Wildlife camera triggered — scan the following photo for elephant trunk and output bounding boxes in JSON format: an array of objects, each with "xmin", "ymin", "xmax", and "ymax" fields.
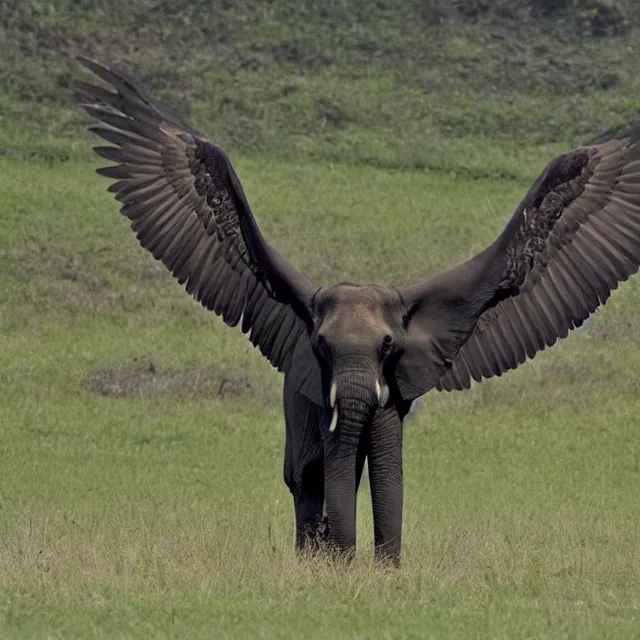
[{"xmin": 324, "ymin": 356, "xmax": 377, "ymax": 557}]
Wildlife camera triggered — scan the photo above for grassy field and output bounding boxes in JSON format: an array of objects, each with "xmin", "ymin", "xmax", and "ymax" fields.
[
  {"xmin": 2, "ymin": 144, "xmax": 640, "ymax": 637},
  {"xmin": 2, "ymin": 1, "xmax": 640, "ymax": 637}
]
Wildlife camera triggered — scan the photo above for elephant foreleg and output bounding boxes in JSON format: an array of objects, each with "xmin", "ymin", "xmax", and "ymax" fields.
[
  {"xmin": 293, "ymin": 459, "xmax": 327, "ymax": 550},
  {"xmin": 368, "ymin": 406, "xmax": 404, "ymax": 566},
  {"xmin": 283, "ymin": 381, "xmax": 327, "ymax": 552}
]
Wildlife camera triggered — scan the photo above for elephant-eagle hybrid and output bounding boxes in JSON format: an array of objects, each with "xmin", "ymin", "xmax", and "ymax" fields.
[{"xmin": 76, "ymin": 58, "xmax": 640, "ymax": 565}]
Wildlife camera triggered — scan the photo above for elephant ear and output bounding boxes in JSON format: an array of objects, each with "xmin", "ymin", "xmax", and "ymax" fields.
[
  {"xmin": 76, "ymin": 57, "xmax": 324, "ymax": 400},
  {"xmin": 288, "ymin": 335, "xmax": 325, "ymax": 406},
  {"xmin": 396, "ymin": 123, "xmax": 640, "ymax": 401}
]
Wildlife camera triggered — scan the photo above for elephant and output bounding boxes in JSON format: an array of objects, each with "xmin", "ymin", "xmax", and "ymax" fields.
[{"xmin": 76, "ymin": 58, "xmax": 640, "ymax": 565}]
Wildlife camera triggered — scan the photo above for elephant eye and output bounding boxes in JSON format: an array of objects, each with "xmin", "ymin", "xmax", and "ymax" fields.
[{"xmin": 380, "ymin": 334, "xmax": 394, "ymax": 355}]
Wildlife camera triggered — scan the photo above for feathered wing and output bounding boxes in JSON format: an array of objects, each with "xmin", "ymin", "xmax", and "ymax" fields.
[
  {"xmin": 396, "ymin": 124, "xmax": 640, "ymax": 400},
  {"xmin": 76, "ymin": 58, "xmax": 323, "ymax": 401}
]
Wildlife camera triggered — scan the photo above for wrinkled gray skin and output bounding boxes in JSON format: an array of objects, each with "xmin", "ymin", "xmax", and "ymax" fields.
[
  {"xmin": 283, "ymin": 284, "xmax": 411, "ymax": 563},
  {"xmin": 77, "ymin": 58, "xmax": 640, "ymax": 568}
]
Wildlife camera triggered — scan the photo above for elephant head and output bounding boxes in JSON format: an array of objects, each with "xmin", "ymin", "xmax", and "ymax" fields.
[{"xmin": 77, "ymin": 57, "xmax": 640, "ymax": 564}]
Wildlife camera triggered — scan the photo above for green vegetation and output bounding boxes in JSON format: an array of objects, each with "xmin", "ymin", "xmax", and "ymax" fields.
[
  {"xmin": 2, "ymin": 1, "xmax": 640, "ymax": 637},
  {"xmin": 2, "ymin": 0, "xmax": 640, "ymax": 170}
]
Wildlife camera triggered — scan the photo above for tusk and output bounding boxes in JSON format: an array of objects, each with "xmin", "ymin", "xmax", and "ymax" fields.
[
  {"xmin": 380, "ymin": 384, "xmax": 389, "ymax": 406},
  {"xmin": 329, "ymin": 406, "xmax": 338, "ymax": 432},
  {"xmin": 330, "ymin": 382, "xmax": 337, "ymax": 408},
  {"xmin": 375, "ymin": 379, "xmax": 382, "ymax": 402}
]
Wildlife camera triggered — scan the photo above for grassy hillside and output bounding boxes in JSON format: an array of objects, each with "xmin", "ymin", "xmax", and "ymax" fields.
[
  {"xmin": 2, "ymin": 0, "xmax": 640, "ymax": 170},
  {"xmin": 2, "ymin": 1, "xmax": 640, "ymax": 637}
]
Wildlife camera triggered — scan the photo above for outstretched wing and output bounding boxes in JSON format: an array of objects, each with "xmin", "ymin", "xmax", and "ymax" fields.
[
  {"xmin": 76, "ymin": 58, "xmax": 318, "ymax": 382},
  {"xmin": 396, "ymin": 124, "xmax": 640, "ymax": 399}
]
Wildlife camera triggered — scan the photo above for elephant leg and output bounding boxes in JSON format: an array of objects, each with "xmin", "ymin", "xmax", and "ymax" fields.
[
  {"xmin": 368, "ymin": 406, "xmax": 404, "ymax": 566},
  {"xmin": 283, "ymin": 378, "xmax": 327, "ymax": 552},
  {"xmin": 293, "ymin": 459, "xmax": 326, "ymax": 549}
]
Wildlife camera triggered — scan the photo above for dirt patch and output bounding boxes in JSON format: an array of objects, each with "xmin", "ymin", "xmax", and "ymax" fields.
[{"xmin": 84, "ymin": 357, "xmax": 259, "ymax": 401}]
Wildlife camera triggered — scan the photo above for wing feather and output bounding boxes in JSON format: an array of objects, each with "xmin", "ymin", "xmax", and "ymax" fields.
[
  {"xmin": 76, "ymin": 58, "xmax": 318, "ymax": 381},
  {"xmin": 435, "ymin": 128, "xmax": 640, "ymax": 392},
  {"xmin": 396, "ymin": 124, "xmax": 640, "ymax": 399}
]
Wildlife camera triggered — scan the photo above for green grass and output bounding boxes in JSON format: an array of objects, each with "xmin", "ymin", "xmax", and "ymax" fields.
[
  {"xmin": 3, "ymin": 0, "xmax": 640, "ymax": 635},
  {"xmin": 2, "ymin": 135, "xmax": 640, "ymax": 637}
]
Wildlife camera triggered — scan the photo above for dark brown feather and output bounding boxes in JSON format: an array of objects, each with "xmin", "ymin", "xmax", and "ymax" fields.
[
  {"xmin": 399, "ymin": 122, "xmax": 640, "ymax": 399},
  {"xmin": 436, "ymin": 131, "xmax": 640, "ymax": 392},
  {"xmin": 76, "ymin": 57, "xmax": 318, "ymax": 387}
]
